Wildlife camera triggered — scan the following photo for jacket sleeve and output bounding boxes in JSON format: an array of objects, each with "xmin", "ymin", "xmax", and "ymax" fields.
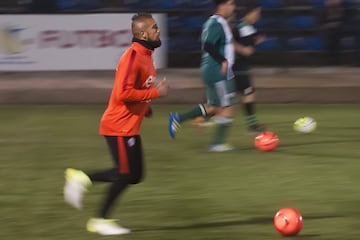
[
  {"xmin": 203, "ymin": 42, "xmax": 226, "ymax": 63},
  {"xmin": 114, "ymin": 50, "xmax": 160, "ymax": 102},
  {"xmin": 202, "ymin": 22, "xmax": 226, "ymax": 63}
]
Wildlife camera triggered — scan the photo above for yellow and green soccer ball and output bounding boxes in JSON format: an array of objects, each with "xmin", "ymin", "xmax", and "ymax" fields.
[{"xmin": 293, "ymin": 117, "xmax": 317, "ymax": 133}]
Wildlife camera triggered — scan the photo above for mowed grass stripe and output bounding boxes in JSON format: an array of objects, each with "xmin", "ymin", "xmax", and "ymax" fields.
[{"xmin": 0, "ymin": 104, "xmax": 359, "ymax": 240}]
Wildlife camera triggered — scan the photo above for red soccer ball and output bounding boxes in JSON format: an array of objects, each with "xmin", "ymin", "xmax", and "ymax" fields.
[
  {"xmin": 274, "ymin": 208, "xmax": 304, "ymax": 236},
  {"xmin": 254, "ymin": 131, "xmax": 279, "ymax": 151}
]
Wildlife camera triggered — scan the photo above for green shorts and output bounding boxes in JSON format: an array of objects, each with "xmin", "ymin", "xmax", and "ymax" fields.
[
  {"xmin": 204, "ymin": 78, "xmax": 236, "ymax": 107},
  {"xmin": 201, "ymin": 64, "xmax": 236, "ymax": 107}
]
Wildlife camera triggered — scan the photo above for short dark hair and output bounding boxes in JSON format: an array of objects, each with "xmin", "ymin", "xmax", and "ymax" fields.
[
  {"xmin": 131, "ymin": 12, "xmax": 153, "ymax": 22},
  {"xmin": 213, "ymin": 0, "xmax": 230, "ymax": 7}
]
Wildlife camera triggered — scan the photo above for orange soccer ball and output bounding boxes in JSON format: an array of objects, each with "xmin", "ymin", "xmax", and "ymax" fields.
[
  {"xmin": 274, "ymin": 208, "xmax": 304, "ymax": 236},
  {"xmin": 254, "ymin": 131, "xmax": 279, "ymax": 151}
]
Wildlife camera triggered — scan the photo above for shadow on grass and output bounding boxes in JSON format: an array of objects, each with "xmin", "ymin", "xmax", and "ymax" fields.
[
  {"xmin": 268, "ymin": 137, "xmax": 359, "ymax": 160},
  {"xmin": 279, "ymin": 139, "xmax": 358, "ymax": 148},
  {"xmin": 229, "ymin": 138, "xmax": 358, "ymax": 152},
  {"xmin": 135, "ymin": 214, "xmax": 340, "ymax": 235}
]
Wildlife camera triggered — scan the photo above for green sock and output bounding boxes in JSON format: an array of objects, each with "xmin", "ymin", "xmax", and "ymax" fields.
[
  {"xmin": 179, "ymin": 104, "xmax": 206, "ymax": 123},
  {"xmin": 243, "ymin": 102, "xmax": 257, "ymax": 127},
  {"xmin": 245, "ymin": 114, "xmax": 257, "ymax": 127},
  {"xmin": 212, "ymin": 122, "xmax": 231, "ymax": 145}
]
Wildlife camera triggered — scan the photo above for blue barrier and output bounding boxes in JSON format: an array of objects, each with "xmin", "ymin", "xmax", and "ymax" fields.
[
  {"xmin": 56, "ymin": 0, "xmax": 100, "ymax": 10},
  {"xmin": 184, "ymin": 16, "xmax": 207, "ymax": 30},
  {"xmin": 288, "ymin": 15, "xmax": 317, "ymax": 29},
  {"xmin": 255, "ymin": 16, "xmax": 287, "ymax": 29},
  {"xmin": 256, "ymin": 36, "xmax": 281, "ymax": 50},
  {"xmin": 340, "ymin": 36, "xmax": 356, "ymax": 50},
  {"xmin": 168, "ymin": 36, "xmax": 201, "ymax": 51},
  {"xmin": 147, "ymin": 0, "xmax": 187, "ymax": 9},
  {"xmin": 287, "ymin": 36, "xmax": 325, "ymax": 50},
  {"xmin": 186, "ymin": 0, "xmax": 213, "ymax": 8},
  {"xmin": 258, "ymin": 0, "xmax": 284, "ymax": 9},
  {"xmin": 310, "ymin": 0, "xmax": 324, "ymax": 8}
]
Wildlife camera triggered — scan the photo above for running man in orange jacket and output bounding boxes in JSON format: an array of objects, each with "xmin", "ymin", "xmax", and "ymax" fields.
[{"xmin": 63, "ymin": 13, "xmax": 168, "ymax": 236}]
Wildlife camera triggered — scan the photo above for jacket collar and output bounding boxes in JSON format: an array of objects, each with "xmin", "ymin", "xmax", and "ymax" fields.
[{"xmin": 132, "ymin": 38, "xmax": 155, "ymax": 55}]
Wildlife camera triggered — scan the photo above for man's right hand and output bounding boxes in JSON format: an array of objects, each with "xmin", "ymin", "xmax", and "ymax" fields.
[
  {"xmin": 234, "ymin": 42, "xmax": 255, "ymax": 56},
  {"xmin": 221, "ymin": 60, "xmax": 228, "ymax": 75},
  {"xmin": 156, "ymin": 77, "xmax": 169, "ymax": 96}
]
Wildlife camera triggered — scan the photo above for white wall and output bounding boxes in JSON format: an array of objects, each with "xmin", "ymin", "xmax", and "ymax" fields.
[{"xmin": 0, "ymin": 13, "xmax": 167, "ymax": 71}]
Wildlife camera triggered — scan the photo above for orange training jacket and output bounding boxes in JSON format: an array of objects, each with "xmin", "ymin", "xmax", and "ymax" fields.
[{"xmin": 99, "ymin": 42, "xmax": 160, "ymax": 136}]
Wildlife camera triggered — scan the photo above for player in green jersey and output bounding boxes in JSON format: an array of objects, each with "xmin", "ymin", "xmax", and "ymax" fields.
[
  {"xmin": 232, "ymin": 4, "xmax": 266, "ymax": 134},
  {"xmin": 168, "ymin": 0, "xmax": 237, "ymax": 152}
]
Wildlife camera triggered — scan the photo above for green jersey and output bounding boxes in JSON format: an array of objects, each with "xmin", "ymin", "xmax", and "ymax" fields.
[{"xmin": 201, "ymin": 15, "xmax": 234, "ymax": 83}]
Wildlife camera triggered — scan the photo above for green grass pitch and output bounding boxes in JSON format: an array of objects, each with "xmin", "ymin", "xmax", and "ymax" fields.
[{"xmin": 0, "ymin": 104, "xmax": 359, "ymax": 240}]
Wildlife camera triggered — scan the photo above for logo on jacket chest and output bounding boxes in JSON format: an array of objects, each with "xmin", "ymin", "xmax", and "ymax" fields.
[{"xmin": 145, "ymin": 75, "xmax": 155, "ymax": 88}]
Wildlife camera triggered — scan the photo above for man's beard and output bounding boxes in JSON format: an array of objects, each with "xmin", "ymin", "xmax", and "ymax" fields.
[{"xmin": 148, "ymin": 39, "xmax": 161, "ymax": 49}]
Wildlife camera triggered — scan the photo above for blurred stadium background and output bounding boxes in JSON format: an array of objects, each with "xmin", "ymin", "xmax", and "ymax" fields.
[
  {"xmin": 2, "ymin": 0, "xmax": 359, "ymax": 66},
  {"xmin": 1, "ymin": 2, "xmax": 360, "ymax": 240},
  {"xmin": 0, "ymin": 0, "xmax": 359, "ymax": 103}
]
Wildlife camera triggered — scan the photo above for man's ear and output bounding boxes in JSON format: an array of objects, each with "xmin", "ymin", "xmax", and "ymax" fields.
[{"xmin": 141, "ymin": 31, "xmax": 147, "ymax": 40}]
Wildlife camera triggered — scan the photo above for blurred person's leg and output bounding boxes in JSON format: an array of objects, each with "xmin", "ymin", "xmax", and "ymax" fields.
[
  {"xmin": 169, "ymin": 79, "xmax": 236, "ymax": 152},
  {"xmin": 168, "ymin": 103, "xmax": 216, "ymax": 138},
  {"xmin": 88, "ymin": 136, "xmax": 143, "ymax": 218},
  {"xmin": 86, "ymin": 135, "xmax": 143, "ymax": 235},
  {"xmin": 234, "ymin": 73, "xmax": 265, "ymax": 134},
  {"xmin": 207, "ymin": 79, "xmax": 236, "ymax": 152}
]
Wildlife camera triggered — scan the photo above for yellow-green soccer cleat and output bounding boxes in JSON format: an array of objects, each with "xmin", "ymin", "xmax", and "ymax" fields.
[
  {"xmin": 86, "ymin": 218, "xmax": 130, "ymax": 235},
  {"xmin": 63, "ymin": 168, "xmax": 92, "ymax": 209}
]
